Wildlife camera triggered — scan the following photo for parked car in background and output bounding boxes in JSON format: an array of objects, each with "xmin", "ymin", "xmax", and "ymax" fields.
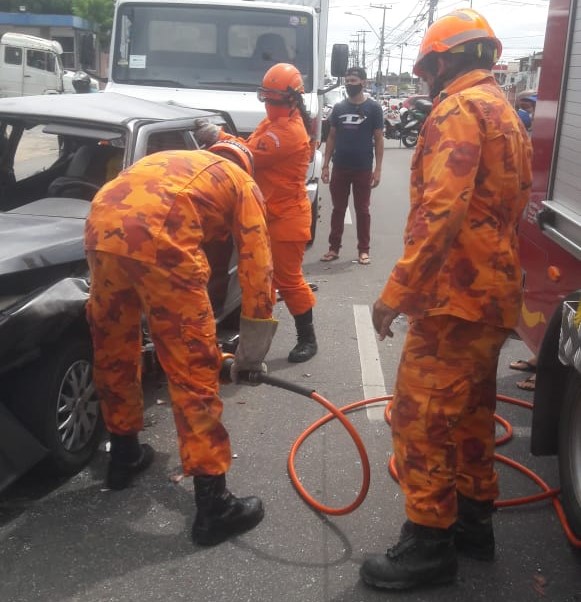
[
  {"xmin": 321, "ymin": 85, "xmax": 346, "ymax": 142},
  {"xmin": 0, "ymin": 92, "xmax": 240, "ymax": 491}
]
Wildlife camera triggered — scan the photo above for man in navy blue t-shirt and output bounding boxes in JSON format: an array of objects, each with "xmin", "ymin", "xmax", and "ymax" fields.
[{"xmin": 320, "ymin": 67, "xmax": 384, "ymax": 265}]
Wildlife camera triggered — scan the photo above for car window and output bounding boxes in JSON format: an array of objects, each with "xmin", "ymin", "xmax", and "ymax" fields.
[
  {"xmin": 14, "ymin": 126, "xmax": 60, "ymax": 181},
  {"xmin": 5, "ymin": 46, "xmax": 22, "ymax": 65},
  {"xmin": 145, "ymin": 129, "xmax": 190, "ymax": 155},
  {"xmin": 26, "ymin": 49, "xmax": 54, "ymax": 72}
]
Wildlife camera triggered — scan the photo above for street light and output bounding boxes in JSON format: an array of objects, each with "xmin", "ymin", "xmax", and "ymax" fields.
[{"xmin": 344, "ymin": 12, "xmax": 380, "ymax": 41}]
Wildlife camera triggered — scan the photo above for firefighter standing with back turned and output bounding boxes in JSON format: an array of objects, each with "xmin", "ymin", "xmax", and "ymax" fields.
[
  {"xmin": 195, "ymin": 63, "xmax": 318, "ymax": 363},
  {"xmin": 84, "ymin": 141, "xmax": 277, "ymax": 547},
  {"xmin": 362, "ymin": 9, "xmax": 533, "ymax": 590}
]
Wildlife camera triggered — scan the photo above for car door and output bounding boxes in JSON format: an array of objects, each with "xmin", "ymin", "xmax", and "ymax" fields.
[
  {"xmin": 131, "ymin": 118, "xmax": 241, "ymax": 324},
  {"xmin": 23, "ymin": 49, "xmax": 59, "ymax": 96}
]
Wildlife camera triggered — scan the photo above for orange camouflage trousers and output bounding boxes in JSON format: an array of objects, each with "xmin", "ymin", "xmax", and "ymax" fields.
[
  {"xmin": 391, "ymin": 315, "xmax": 510, "ymax": 529},
  {"xmin": 270, "ymin": 239, "xmax": 315, "ymax": 316},
  {"xmin": 86, "ymin": 251, "xmax": 231, "ymax": 476}
]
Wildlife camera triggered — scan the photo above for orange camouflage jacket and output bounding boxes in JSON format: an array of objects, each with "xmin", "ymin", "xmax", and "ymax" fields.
[
  {"xmin": 85, "ymin": 150, "xmax": 274, "ymax": 320},
  {"xmin": 381, "ymin": 70, "xmax": 533, "ymax": 328},
  {"xmin": 222, "ymin": 110, "xmax": 312, "ymax": 241}
]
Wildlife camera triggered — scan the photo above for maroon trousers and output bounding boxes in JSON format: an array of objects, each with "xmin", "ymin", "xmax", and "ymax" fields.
[{"xmin": 328, "ymin": 167, "xmax": 372, "ymax": 254}]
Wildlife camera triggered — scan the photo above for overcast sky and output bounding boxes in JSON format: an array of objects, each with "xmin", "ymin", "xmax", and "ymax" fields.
[{"xmin": 325, "ymin": 0, "xmax": 550, "ymax": 75}]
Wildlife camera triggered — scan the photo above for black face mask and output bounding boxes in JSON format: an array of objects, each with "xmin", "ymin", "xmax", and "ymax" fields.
[{"xmin": 345, "ymin": 83, "xmax": 363, "ymax": 98}]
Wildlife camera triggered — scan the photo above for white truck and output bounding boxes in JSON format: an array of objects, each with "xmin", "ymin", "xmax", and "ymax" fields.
[
  {"xmin": 106, "ymin": 0, "xmax": 348, "ymax": 237},
  {"xmin": 0, "ymin": 32, "xmax": 64, "ymax": 97}
]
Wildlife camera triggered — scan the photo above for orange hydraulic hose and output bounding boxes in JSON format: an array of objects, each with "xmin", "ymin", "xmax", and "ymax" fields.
[
  {"xmin": 287, "ymin": 392, "xmax": 372, "ymax": 515},
  {"xmin": 287, "ymin": 390, "xmax": 581, "ymax": 549}
]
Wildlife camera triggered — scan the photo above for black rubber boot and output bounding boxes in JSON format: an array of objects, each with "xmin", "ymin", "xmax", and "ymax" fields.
[
  {"xmin": 288, "ymin": 310, "xmax": 318, "ymax": 363},
  {"xmin": 192, "ymin": 474, "xmax": 264, "ymax": 546},
  {"xmin": 455, "ymin": 493, "xmax": 496, "ymax": 561},
  {"xmin": 106, "ymin": 433, "xmax": 155, "ymax": 490},
  {"xmin": 360, "ymin": 521, "xmax": 457, "ymax": 590}
]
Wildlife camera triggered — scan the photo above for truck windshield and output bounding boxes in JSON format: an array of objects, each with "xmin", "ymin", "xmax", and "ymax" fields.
[{"xmin": 112, "ymin": 4, "xmax": 314, "ymax": 92}]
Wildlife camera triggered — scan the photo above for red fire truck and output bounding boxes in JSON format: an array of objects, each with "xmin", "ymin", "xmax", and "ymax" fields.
[{"xmin": 518, "ymin": 0, "xmax": 581, "ymax": 538}]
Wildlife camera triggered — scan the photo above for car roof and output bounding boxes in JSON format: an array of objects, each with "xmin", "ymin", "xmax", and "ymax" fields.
[{"xmin": 0, "ymin": 92, "xmax": 212, "ymax": 126}]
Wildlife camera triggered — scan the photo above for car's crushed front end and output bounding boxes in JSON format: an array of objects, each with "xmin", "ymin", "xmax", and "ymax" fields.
[{"xmin": 0, "ymin": 199, "xmax": 90, "ymax": 375}]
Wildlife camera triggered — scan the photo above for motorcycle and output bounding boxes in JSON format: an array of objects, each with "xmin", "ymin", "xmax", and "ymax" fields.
[
  {"xmin": 384, "ymin": 116, "xmax": 418, "ymax": 148},
  {"xmin": 384, "ymin": 98, "xmax": 433, "ymax": 148}
]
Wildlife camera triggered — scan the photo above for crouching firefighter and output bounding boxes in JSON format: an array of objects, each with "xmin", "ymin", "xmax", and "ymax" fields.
[
  {"xmin": 362, "ymin": 9, "xmax": 532, "ymax": 590},
  {"xmin": 84, "ymin": 140, "xmax": 278, "ymax": 546},
  {"xmin": 193, "ymin": 63, "xmax": 318, "ymax": 363}
]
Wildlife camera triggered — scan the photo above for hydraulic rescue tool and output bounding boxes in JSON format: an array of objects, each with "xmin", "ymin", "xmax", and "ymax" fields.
[{"xmin": 219, "ymin": 354, "xmax": 581, "ymax": 547}]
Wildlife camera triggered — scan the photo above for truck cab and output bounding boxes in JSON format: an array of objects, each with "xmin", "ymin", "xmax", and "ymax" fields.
[
  {"xmin": 0, "ymin": 32, "xmax": 64, "ymax": 98},
  {"xmin": 105, "ymin": 0, "xmax": 348, "ymax": 239}
]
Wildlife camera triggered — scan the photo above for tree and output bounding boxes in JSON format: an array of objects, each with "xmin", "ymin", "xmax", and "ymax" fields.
[{"xmin": 72, "ymin": 0, "xmax": 115, "ymax": 47}]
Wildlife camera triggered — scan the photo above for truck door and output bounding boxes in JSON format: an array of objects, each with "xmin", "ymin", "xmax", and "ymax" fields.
[
  {"xmin": 23, "ymin": 48, "xmax": 59, "ymax": 96},
  {"xmin": 0, "ymin": 44, "xmax": 24, "ymax": 97}
]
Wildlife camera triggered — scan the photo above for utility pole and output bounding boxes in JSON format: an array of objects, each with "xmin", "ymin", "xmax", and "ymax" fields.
[
  {"xmin": 398, "ymin": 42, "xmax": 407, "ymax": 95},
  {"xmin": 370, "ymin": 4, "xmax": 391, "ymax": 100},
  {"xmin": 358, "ymin": 30, "xmax": 371, "ymax": 70},
  {"xmin": 428, "ymin": 0, "xmax": 438, "ymax": 27},
  {"xmin": 350, "ymin": 33, "xmax": 361, "ymax": 66}
]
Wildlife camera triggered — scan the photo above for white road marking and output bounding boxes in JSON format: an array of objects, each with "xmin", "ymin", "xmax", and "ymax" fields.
[
  {"xmin": 508, "ymin": 426, "xmax": 532, "ymax": 438},
  {"xmin": 344, "ymin": 206, "xmax": 352, "ymax": 225},
  {"xmin": 353, "ymin": 304, "xmax": 388, "ymax": 421}
]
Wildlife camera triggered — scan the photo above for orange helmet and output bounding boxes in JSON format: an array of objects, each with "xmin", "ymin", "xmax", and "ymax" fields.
[
  {"xmin": 414, "ymin": 8, "xmax": 502, "ymax": 77},
  {"xmin": 257, "ymin": 63, "xmax": 304, "ymax": 104},
  {"xmin": 208, "ymin": 139, "xmax": 254, "ymax": 176}
]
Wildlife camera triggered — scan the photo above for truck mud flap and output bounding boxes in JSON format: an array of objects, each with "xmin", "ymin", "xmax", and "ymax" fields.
[{"xmin": 532, "ymin": 297, "xmax": 580, "ymax": 455}]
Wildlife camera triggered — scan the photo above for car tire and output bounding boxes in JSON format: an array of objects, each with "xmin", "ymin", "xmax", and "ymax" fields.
[
  {"xmin": 7, "ymin": 337, "xmax": 103, "ymax": 476},
  {"xmin": 558, "ymin": 370, "xmax": 581, "ymax": 537},
  {"xmin": 308, "ymin": 192, "xmax": 319, "ymax": 247}
]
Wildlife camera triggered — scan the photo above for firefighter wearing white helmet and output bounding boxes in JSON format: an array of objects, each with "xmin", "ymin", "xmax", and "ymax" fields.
[{"xmin": 362, "ymin": 9, "xmax": 533, "ymax": 590}]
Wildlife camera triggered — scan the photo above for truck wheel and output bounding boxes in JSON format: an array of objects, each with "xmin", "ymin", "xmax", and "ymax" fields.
[
  {"xmin": 8, "ymin": 337, "xmax": 103, "ymax": 476},
  {"xmin": 558, "ymin": 370, "xmax": 581, "ymax": 537},
  {"xmin": 308, "ymin": 194, "xmax": 319, "ymax": 247}
]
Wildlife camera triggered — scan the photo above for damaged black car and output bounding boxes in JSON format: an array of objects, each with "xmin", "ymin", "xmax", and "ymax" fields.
[{"xmin": 0, "ymin": 93, "xmax": 241, "ymax": 490}]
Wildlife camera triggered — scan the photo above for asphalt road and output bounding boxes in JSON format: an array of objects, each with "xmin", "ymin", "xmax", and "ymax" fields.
[{"xmin": 1, "ymin": 140, "xmax": 580, "ymax": 602}]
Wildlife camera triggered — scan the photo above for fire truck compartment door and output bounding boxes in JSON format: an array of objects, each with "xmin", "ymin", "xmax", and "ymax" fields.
[{"xmin": 538, "ymin": 200, "xmax": 581, "ymax": 261}]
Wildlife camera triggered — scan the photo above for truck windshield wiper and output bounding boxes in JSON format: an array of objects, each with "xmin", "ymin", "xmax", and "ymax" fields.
[{"xmin": 124, "ymin": 79, "xmax": 186, "ymax": 88}]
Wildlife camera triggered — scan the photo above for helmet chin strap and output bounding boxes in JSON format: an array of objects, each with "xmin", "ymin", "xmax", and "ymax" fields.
[
  {"xmin": 266, "ymin": 103, "xmax": 292, "ymax": 120},
  {"xmin": 428, "ymin": 77, "xmax": 445, "ymax": 100},
  {"xmin": 427, "ymin": 61, "xmax": 474, "ymax": 100}
]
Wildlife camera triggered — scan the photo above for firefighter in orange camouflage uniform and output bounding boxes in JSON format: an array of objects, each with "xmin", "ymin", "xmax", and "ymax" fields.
[
  {"xmin": 85, "ymin": 140, "xmax": 278, "ymax": 547},
  {"xmin": 195, "ymin": 63, "xmax": 318, "ymax": 364},
  {"xmin": 360, "ymin": 9, "xmax": 533, "ymax": 590}
]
